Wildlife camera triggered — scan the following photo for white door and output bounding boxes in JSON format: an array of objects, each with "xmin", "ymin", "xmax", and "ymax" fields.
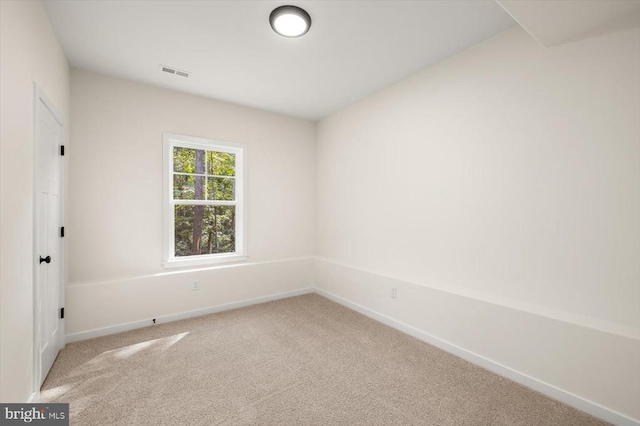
[{"xmin": 35, "ymin": 89, "xmax": 64, "ymax": 387}]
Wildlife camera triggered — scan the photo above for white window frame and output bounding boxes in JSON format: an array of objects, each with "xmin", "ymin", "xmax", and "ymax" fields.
[{"xmin": 163, "ymin": 132, "xmax": 247, "ymax": 268}]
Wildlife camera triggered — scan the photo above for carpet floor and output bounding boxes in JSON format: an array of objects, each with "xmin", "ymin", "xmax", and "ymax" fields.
[{"xmin": 41, "ymin": 294, "xmax": 606, "ymax": 425}]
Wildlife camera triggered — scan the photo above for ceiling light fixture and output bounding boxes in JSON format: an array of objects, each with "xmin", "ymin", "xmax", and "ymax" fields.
[{"xmin": 269, "ymin": 5, "xmax": 311, "ymax": 38}]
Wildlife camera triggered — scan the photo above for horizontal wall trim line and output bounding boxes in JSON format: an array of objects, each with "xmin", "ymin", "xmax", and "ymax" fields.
[
  {"xmin": 65, "ymin": 287, "xmax": 314, "ymax": 343},
  {"xmin": 315, "ymin": 257, "xmax": 640, "ymax": 341},
  {"xmin": 67, "ymin": 256, "xmax": 313, "ymax": 288},
  {"xmin": 315, "ymin": 288, "xmax": 640, "ymax": 426}
]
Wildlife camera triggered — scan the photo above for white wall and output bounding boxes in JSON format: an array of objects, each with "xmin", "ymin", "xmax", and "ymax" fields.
[
  {"xmin": 67, "ymin": 70, "xmax": 316, "ymax": 337},
  {"xmin": 0, "ymin": 0, "xmax": 70, "ymax": 402},
  {"xmin": 316, "ymin": 25, "xmax": 640, "ymax": 422}
]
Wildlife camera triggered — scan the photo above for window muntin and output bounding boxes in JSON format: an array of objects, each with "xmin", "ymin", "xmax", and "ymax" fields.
[{"xmin": 163, "ymin": 133, "xmax": 246, "ymax": 267}]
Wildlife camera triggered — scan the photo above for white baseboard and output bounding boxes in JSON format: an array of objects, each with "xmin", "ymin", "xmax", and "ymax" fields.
[
  {"xmin": 27, "ymin": 391, "xmax": 38, "ymax": 403},
  {"xmin": 315, "ymin": 288, "xmax": 639, "ymax": 426},
  {"xmin": 65, "ymin": 287, "xmax": 314, "ymax": 343}
]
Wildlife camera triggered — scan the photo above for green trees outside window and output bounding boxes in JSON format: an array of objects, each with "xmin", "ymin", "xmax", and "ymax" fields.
[{"xmin": 172, "ymin": 147, "xmax": 236, "ymax": 257}]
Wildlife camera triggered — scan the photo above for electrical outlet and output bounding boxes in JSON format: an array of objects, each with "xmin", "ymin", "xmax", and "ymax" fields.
[
  {"xmin": 192, "ymin": 281, "xmax": 200, "ymax": 291},
  {"xmin": 391, "ymin": 287, "xmax": 397, "ymax": 298}
]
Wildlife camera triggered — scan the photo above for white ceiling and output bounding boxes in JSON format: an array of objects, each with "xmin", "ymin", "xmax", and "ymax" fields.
[
  {"xmin": 497, "ymin": 0, "xmax": 640, "ymax": 47},
  {"xmin": 43, "ymin": 1, "xmax": 515, "ymax": 120}
]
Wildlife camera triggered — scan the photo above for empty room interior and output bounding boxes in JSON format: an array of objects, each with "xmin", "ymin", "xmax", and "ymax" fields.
[{"xmin": 1, "ymin": 0, "xmax": 639, "ymax": 424}]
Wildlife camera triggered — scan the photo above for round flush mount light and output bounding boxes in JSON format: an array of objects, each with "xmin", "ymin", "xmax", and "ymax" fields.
[{"xmin": 269, "ymin": 5, "xmax": 311, "ymax": 38}]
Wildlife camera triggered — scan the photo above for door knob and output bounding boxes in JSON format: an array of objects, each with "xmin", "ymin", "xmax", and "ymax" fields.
[{"xmin": 39, "ymin": 256, "xmax": 51, "ymax": 264}]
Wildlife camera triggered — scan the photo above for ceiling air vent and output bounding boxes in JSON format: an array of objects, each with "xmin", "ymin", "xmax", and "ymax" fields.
[{"xmin": 160, "ymin": 65, "xmax": 190, "ymax": 78}]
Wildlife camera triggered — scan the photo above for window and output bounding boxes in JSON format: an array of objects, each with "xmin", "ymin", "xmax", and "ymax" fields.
[{"xmin": 163, "ymin": 133, "xmax": 246, "ymax": 267}]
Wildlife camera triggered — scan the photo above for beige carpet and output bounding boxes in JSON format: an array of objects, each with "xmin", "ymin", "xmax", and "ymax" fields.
[{"xmin": 41, "ymin": 294, "xmax": 606, "ymax": 425}]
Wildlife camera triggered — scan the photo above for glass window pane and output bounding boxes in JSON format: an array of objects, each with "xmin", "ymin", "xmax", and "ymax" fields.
[
  {"xmin": 173, "ymin": 147, "xmax": 195, "ymax": 173},
  {"xmin": 174, "ymin": 205, "xmax": 235, "ymax": 257},
  {"xmin": 207, "ymin": 151, "xmax": 235, "ymax": 176},
  {"xmin": 174, "ymin": 147, "xmax": 206, "ymax": 174},
  {"xmin": 206, "ymin": 177, "xmax": 235, "ymax": 201},
  {"xmin": 173, "ymin": 175, "xmax": 206, "ymax": 200}
]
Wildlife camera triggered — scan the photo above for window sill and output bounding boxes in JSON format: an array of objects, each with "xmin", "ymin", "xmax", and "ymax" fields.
[{"xmin": 163, "ymin": 254, "xmax": 248, "ymax": 269}]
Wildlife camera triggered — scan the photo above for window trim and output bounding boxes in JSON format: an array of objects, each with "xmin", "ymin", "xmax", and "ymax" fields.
[{"xmin": 163, "ymin": 132, "xmax": 247, "ymax": 268}]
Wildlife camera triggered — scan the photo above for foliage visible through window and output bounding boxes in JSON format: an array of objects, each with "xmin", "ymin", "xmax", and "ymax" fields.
[{"xmin": 171, "ymin": 146, "xmax": 238, "ymax": 258}]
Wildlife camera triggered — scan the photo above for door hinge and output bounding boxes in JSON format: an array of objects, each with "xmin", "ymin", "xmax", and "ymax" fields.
[
  {"xmin": 60, "ymin": 145, "xmax": 65, "ymax": 156},
  {"xmin": 60, "ymin": 226, "xmax": 65, "ymax": 238},
  {"xmin": 60, "ymin": 308, "xmax": 64, "ymax": 319}
]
